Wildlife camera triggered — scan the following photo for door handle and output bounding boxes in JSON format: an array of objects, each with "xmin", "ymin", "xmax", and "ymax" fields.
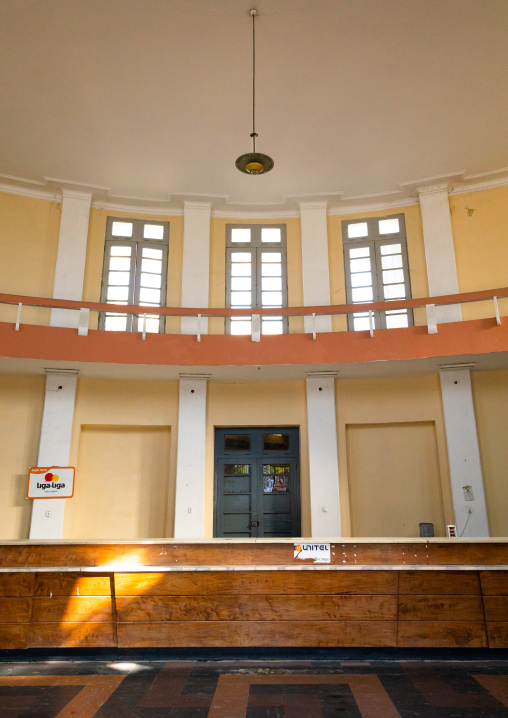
[{"xmin": 249, "ymin": 521, "xmax": 260, "ymax": 527}]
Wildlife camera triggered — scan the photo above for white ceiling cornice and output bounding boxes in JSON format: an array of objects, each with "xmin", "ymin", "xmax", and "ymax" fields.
[{"xmin": 1, "ymin": 165, "xmax": 508, "ymax": 218}]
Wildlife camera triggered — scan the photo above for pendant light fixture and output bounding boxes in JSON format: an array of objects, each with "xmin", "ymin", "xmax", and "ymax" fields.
[{"xmin": 235, "ymin": 9, "xmax": 274, "ymax": 175}]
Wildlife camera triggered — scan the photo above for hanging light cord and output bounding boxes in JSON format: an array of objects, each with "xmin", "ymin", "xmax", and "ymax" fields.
[{"xmin": 251, "ymin": 9, "xmax": 257, "ymax": 153}]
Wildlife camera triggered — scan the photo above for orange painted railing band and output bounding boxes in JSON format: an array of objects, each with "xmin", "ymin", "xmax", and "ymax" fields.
[{"xmin": 0, "ymin": 288, "xmax": 507, "ymax": 318}]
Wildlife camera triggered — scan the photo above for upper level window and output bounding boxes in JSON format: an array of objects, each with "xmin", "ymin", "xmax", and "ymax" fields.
[
  {"xmin": 342, "ymin": 214, "xmax": 412, "ymax": 331},
  {"xmin": 226, "ymin": 224, "xmax": 287, "ymax": 335},
  {"xmin": 99, "ymin": 217, "xmax": 169, "ymax": 333}
]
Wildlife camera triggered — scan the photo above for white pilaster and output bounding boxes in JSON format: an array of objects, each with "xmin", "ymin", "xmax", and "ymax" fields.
[
  {"xmin": 174, "ymin": 374, "xmax": 210, "ymax": 538},
  {"xmin": 418, "ymin": 184, "xmax": 462, "ymax": 324},
  {"xmin": 439, "ymin": 367, "xmax": 489, "ymax": 537},
  {"xmin": 29, "ymin": 370, "xmax": 78, "ymax": 539},
  {"xmin": 300, "ymin": 202, "xmax": 332, "ymax": 333},
  {"xmin": 306, "ymin": 374, "xmax": 341, "ymax": 536},
  {"xmin": 50, "ymin": 190, "xmax": 92, "ymax": 328},
  {"xmin": 181, "ymin": 201, "xmax": 211, "ymax": 335}
]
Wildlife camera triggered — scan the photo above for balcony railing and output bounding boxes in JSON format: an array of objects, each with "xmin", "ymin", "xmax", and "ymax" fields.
[{"xmin": 0, "ymin": 288, "xmax": 506, "ymax": 342}]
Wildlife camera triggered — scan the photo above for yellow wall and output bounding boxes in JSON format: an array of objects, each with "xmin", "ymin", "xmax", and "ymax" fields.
[
  {"xmin": 83, "ymin": 208, "xmax": 184, "ymax": 332},
  {"xmin": 206, "ymin": 380, "xmax": 309, "ymax": 535},
  {"xmin": 328, "ymin": 205, "xmax": 429, "ymax": 330},
  {"xmin": 472, "ymin": 369, "xmax": 508, "ymax": 536},
  {"xmin": 450, "ymin": 185, "xmax": 508, "ymax": 321},
  {"xmin": 209, "ymin": 217, "xmax": 304, "ymax": 334},
  {"xmin": 336, "ymin": 374, "xmax": 453, "ymax": 537},
  {"xmin": 65, "ymin": 377, "xmax": 179, "ymax": 538},
  {"xmin": 0, "ymin": 373, "xmax": 45, "ymax": 539},
  {"xmin": 0, "ymin": 191, "xmax": 61, "ymax": 325}
]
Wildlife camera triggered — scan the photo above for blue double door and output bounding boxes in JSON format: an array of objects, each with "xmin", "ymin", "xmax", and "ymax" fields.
[{"xmin": 214, "ymin": 427, "xmax": 301, "ymax": 538}]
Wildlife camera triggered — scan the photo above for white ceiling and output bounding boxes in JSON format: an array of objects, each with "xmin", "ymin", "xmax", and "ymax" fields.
[{"xmin": 1, "ymin": 0, "xmax": 507, "ymax": 207}]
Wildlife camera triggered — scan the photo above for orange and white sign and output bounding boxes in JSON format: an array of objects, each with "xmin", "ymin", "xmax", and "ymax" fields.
[{"xmin": 27, "ymin": 467, "xmax": 75, "ymax": 499}]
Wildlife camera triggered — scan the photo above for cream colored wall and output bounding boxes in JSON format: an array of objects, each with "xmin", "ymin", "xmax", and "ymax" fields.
[
  {"xmin": 83, "ymin": 208, "xmax": 184, "ymax": 332},
  {"xmin": 450, "ymin": 185, "xmax": 508, "ymax": 321},
  {"xmin": 328, "ymin": 205, "xmax": 429, "ymax": 330},
  {"xmin": 0, "ymin": 373, "xmax": 45, "ymax": 539},
  {"xmin": 0, "ymin": 191, "xmax": 61, "ymax": 325},
  {"xmin": 472, "ymin": 369, "xmax": 508, "ymax": 536},
  {"xmin": 205, "ymin": 380, "xmax": 309, "ymax": 536},
  {"xmin": 336, "ymin": 374, "xmax": 453, "ymax": 537},
  {"xmin": 65, "ymin": 377, "xmax": 179, "ymax": 539},
  {"xmin": 208, "ymin": 217, "xmax": 304, "ymax": 335}
]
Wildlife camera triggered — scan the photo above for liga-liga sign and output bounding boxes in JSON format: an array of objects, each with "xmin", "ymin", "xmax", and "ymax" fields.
[{"xmin": 27, "ymin": 467, "xmax": 75, "ymax": 499}]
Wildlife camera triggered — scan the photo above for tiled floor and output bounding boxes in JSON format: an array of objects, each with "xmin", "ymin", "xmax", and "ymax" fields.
[{"xmin": 0, "ymin": 659, "xmax": 507, "ymax": 717}]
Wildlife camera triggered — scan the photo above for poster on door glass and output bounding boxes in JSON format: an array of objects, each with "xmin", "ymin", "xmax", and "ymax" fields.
[{"xmin": 263, "ymin": 467, "xmax": 289, "ymax": 493}]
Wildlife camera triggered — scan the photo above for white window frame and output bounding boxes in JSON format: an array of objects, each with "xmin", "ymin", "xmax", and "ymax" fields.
[
  {"xmin": 342, "ymin": 214, "xmax": 413, "ymax": 331},
  {"xmin": 225, "ymin": 224, "xmax": 288, "ymax": 335},
  {"xmin": 99, "ymin": 217, "xmax": 169, "ymax": 333}
]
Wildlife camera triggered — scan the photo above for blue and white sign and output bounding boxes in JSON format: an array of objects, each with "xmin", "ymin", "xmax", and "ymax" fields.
[{"xmin": 294, "ymin": 543, "xmax": 331, "ymax": 563}]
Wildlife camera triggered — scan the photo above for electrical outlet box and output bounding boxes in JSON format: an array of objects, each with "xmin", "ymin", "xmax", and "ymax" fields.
[{"xmin": 462, "ymin": 485, "xmax": 474, "ymax": 501}]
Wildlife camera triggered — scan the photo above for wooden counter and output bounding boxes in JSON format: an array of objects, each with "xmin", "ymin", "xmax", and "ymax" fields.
[{"xmin": 0, "ymin": 540, "xmax": 506, "ymax": 650}]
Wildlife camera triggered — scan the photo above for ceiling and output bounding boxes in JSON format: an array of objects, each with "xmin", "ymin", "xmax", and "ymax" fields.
[{"xmin": 1, "ymin": 0, "xmax": 507, "ymax": 208}]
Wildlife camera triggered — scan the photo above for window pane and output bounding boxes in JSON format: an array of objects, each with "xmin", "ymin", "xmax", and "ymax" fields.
[
  {"xmin": 231, "ymin": 277, "xmax": 251, "ymax": 291},
  {"xmin": 224, "ymin": 435, "xmax": 251, "ymax": 450},
  {"xmin": 142, "ymin": 247, "xmax": 163, "ymax": 259},
  {"xmin": 350, "ymin": 257, "xmax": 371, "ymax": 273},
  {"xmin": 231, "ymin": 291, "xmax": 251, "ymax": 306},
  {"xmin": 224, "ymin": 464, "xmax": 251, "ymax": 475},
  {"xmin": 262, "ymin": 277, "xmax": 282, "ymax": 291},
  {"xmin": 141, "ymin": 258, "xmax": 162, "ymax": 274},
  {"xmin": 349, "ymin": 246, "xmax": 370, "ymax": 258},
  {"xmin": 231, "ymin": 228, "xmax": 251, "ymax": 243},
  {"xmin": 140, "ymin": 273, "xmax": 162, "ymax": 289},
  {"xmin": 263, "ymin": 433, "xmax": 289, "ymax": 451},
  {"xmin": 347, "ymin": 222, "xmax": 368, "ymax": 238},
  {"xmin": 105, "ymin": 314, "xmax": 128, "ymax": 331},
  {"xmin": 261, "ymin": 228, "xmax": 281, "ymax": 243},
  {"xmin": 110, "ymin": 245, "xmax": 132, "ymax": 256},
  {"xmin": 143, "ymin": 224, "xmax": 164, "ymax": 240},
  {"xmin": 262, "ymin": 252, "xmax": 281, "ymax": 262},
  {"xmin": 139, "ymin": 287, "xmax": 161, "ymax": 304},
  {"xmin": 386, "ymin": 312, "xmax": 409, "ymax": 328},
  {"xmin": 108, "ymin": 271, "xmax": 131, "ymax": 285},
  {"xmin": 109, "ymin": 256, "xmax": 131, "ymax": 271},
  {"xmin": 382, "ymin": 269, "xmax": 405, "ymax": 284},
  {"xmin": 353, "ymin": 315, "xmax": 373, "ymax": 331},
  {"xmin": 383, "ymin": 283, "xmax": 406, "ymax": 299},
  {"xmin": 381, "ymin": 254, "xmax": 403, "ymax": 269},
  {"xmin": 351, "ymin": 271, "xmax": 372, "ymax": 288},
  {"xmin": 352, "ymin": 286, "xmax": 373, "ymax": 302},
  {"xmin": 261, "ymin": 320, "xmax": 283, "ymax": 334},
  {"xmin": 137, "ymin": 315, "xmax": 160, "ymax": 333},
  {"xmin": 380, "ymin": 243, "xmax": 402, "ymax": 255},
  {"xmin": 231, "ymin": 264, "xmax": 251, "ymax": 277},
  {"xmin": 231, "ymin": 252, "xmax": 252, "ymax": 262},
  {"xmin": 379, "ymin": 218, "xmax": 400, "ymax": 234},
  {"xmin": 230, "ymin": 319, "xmax": 252, "ymax": 335},
  {"xmin": 262, "ymin": 291, "xmax": 282, "ymax": 306},
  {"xmin": 107, "ymin": 286, "xmax": 129, "ymax": 301},
  {"xmin": 111, "ymin": 221, "xmax": 133, "ymax": 237},
  {"xmin": 261, "ymin": 264, "xmax": 281, "ymax": 277}
]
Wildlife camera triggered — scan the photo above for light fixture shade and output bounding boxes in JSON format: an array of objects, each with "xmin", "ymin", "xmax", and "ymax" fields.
[{"xmin": 235, "ymin": 152, "xmax": 274, "ymax": 175}]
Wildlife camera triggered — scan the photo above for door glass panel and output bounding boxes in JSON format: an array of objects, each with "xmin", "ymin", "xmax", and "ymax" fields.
[
  {"xmin": 231, "ymin": 228, "xmax": 251, "ymax": 243},
  {"xmin": 110, "ymin": 245, "xmax": 132, "ymax": 256},
  {"xmin": 261, "ymin": 228, "xmax": 281, "ymax": 243},
  {"xmin": 224, "ymin": 435, "xmax": 251, "ymax": 451},
  {"xmin": 350, "ymin": 257, "xmax": 371, "ymax": 273},
  {"xmin": 230, "ymin": 318, "xmax": 252, "ymax": 334},
  {"xmin": 263, "ymin": 464, "xmax": 290, "ymax": 493},
  {"xmin": 263, "ymin": 434, "xmax": 289, "ymax": 451},
  {"xmin": 379, "ymin": 218, "xmax": 400, "ymax": 234},
  {"xmin": 224, "ymin": 464, "xmax": 251, "ymax": 474},
  {"xmin": 143, "ymin": 225, "xmax": 164, "ymax": 240},
  {"xmin": 349, "ymin": 246, "xmax": 370, "ymax": 258},
  {"xmin": 347, "ymin": 222, "xmax": 368, "ymax": 238},
  {"xmin": 111, "ymin": 221, "xmax": 133, "ymax": 237},
  {"xmin": 380, "ymin": 243, "xmax": 401, "ymax": 255}
]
